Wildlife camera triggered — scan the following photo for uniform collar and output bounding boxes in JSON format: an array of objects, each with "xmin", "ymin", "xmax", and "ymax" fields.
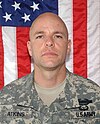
[
  {"xmin": 17, "ymin": 69, "xmax": 79, "ymax": 112},
  {"xmin": 16, "ymin": 71, "xmax": 44, "ymax": 111}
]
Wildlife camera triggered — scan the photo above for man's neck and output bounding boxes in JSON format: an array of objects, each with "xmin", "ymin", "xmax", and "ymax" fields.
[{"xmin": 34, "ymin": 65, "xmax": 66, "ymax": 88}]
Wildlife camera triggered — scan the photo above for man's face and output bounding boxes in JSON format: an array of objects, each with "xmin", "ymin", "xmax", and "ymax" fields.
[{"xmin": 27, "ymin": 14, "xmax": 70, "ymax": 71}]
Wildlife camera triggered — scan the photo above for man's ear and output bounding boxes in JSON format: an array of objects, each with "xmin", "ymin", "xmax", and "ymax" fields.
[
  {"xmin": 27, "ymin": 41, "xmax": 32, "ymax": 56},
  {"xmin": 67, "ymin": 40, "xmax": 71, "ymax": 55}
]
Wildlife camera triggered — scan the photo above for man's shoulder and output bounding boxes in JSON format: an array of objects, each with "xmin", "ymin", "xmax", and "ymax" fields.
[
  {"xmin": 73, "ymin": 73, "xmax": 99, "ymax": 88},
  {"xmin": 0, "ymin": 72, "xmax": 33, "ymax": 103},
  {"xmin": 67, "ymin": 70, "xmax": 99, "ymax": 88},
  {"xmin": 66, "ymin": 70, "xmax": 100, "ymax": 95},
  {"xmin": 1, "ymin": 72, "xmax": 33, "ymax": 90}
]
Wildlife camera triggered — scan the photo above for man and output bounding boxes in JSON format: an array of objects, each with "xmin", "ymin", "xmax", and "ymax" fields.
[{"xmin": 0, "ymin": 12, "xmax": 100, "ymax": 124}]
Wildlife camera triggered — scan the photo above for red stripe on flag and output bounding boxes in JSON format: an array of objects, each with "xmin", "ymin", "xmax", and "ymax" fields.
[
  {"xmin": 16, "ymin": 27, "xmax": 31, "ymax": 78},
  {"xmin": 73, "ymin": 0, "xmax": 87, "ymax": 78},
  {"xmin": 0, "ymin": 27, "xmax": 4, "ymax": 89}
]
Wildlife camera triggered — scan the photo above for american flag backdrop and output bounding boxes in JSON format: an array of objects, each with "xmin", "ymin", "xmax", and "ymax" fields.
[{"xmin": 0, "ymin": 0, "xmax": 100, "ymax": 89}]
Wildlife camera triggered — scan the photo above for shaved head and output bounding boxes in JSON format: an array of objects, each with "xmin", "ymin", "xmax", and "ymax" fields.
[{"xmin": 29, "ymin": 12, "xmax": 69, "ymax": 40}]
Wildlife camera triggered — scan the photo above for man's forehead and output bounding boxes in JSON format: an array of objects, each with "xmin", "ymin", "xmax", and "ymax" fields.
[
  {"xmin": 31, "ymin": 13, "xmax": 64, "ymax": 28},
  {"xmin": 33, "ymin": 31, "xmax": 67, "ymax": 35},
  {"xmin": 30, "ymin": 12, "xmax": 68, "ymax": 37}
]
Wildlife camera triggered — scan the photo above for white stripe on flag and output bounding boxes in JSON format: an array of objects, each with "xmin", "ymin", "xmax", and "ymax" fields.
[
  {"xmin": 87, "ymin": 0, "xmax": 100, "ymax": 85},
  {"xmin": 2, "ymin": 27, "xmax": 17, "ymax": 85},
  {"xmin": 58, "ymin": 0, "xmax": 73, "ymax": 73}
]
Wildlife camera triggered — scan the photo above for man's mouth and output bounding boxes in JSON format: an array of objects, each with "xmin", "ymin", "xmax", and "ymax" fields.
[{"xmin": 42, "ymin": 51, "xmax": 58, "ymax": 57}]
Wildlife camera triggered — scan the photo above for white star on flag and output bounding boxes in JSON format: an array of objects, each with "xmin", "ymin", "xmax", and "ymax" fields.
[
  {"xmin": 30, "ymin": 2, "xmax": 39, "ymax": 11},
  {"xmin": 22, "ymin": 13, "xmax": 31, "ymax": 22},
  {"xmin": 12, "ymin": 1, "xmax": 21, "ymax": 11},
  {"xmin": 0, "ymin": 1, "xmax": 2, "ymax": 8},
  {"xmin": 3, "ymin": 12, "xmax": 12, "ymax": 22}
]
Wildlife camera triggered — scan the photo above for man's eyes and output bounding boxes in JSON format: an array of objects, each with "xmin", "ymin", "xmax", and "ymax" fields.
[
  {"xmin": 35, "ymin": 34, "xmax": 63, "ymax": 40},
  {"xmin": 54, "ymin": 35, "xmax": 63, "ymax": 39},
  {"xmin": 36, "ymin": 35, "xmax": 44, "ymax": 39}
]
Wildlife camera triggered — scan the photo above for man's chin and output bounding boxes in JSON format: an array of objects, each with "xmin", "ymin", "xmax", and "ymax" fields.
[
  {"xmin": 42, "ymin": 66, "xmax": 57, "ymax": 71},
  {"xmin": 41, "ymin": 63, "xmax": 60, "ymax": 71}
]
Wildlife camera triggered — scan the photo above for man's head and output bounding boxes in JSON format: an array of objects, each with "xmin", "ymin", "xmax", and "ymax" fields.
[{"xmin": 27, "ymin": 12, "xmax": 71, "ymax": 71}]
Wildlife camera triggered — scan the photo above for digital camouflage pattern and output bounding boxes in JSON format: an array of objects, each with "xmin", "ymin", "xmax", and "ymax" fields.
[{"xmin": 0, "ymin": 69, "xmax": 100, "ymax": 124}]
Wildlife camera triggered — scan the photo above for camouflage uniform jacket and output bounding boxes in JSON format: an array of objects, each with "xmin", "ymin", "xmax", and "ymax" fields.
[{"xmin": 0, "ymin": 69, "xmax": 100, "ymax": 124}]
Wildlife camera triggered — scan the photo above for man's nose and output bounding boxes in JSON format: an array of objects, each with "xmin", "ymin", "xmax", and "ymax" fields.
[{"xmin": 45, "ymin": 37, "xmax": 54, "ymax": 47}]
